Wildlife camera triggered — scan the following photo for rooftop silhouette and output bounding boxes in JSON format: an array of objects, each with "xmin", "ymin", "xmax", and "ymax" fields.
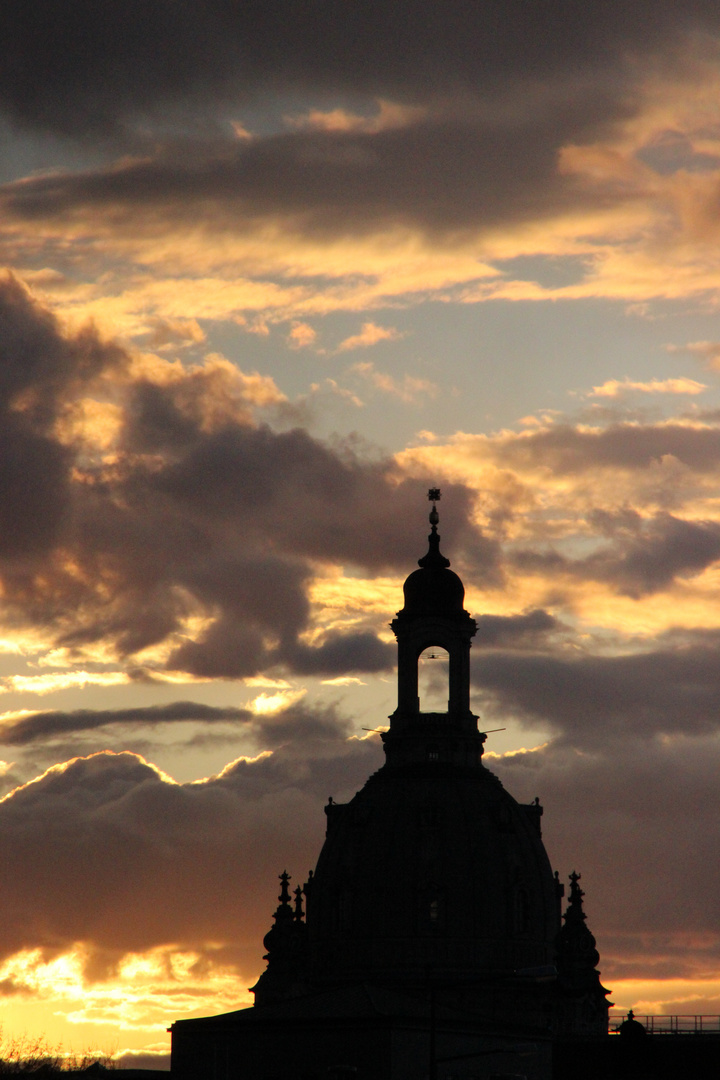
[{"xmin": 171, "ymin": 492, "xmax": 610, "ymax": 1080}]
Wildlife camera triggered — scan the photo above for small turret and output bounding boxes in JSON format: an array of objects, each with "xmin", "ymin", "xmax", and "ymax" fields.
[
  {"xmin": 250, "ymin": 871, "xmax": 308, "ymax": 1006},
  {"xmin": 385, "ymin": 489, "xmax": 481, "ymax": 769},
  {"xmin": 555, "ymin": 872, "xmax": 612, "ymax": 1036}
]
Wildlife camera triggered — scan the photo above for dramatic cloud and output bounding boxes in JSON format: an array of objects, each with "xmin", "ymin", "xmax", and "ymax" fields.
[
  {"xmin": 473, "ymin": 609, "xmax": 559, "ymax": 647},
  {"xmin": 5, "ymin": 2, "xmax": 714, "ymax": 139},
  {"xmin": 4, "ymin": 2, "xmax": 720, "ymax": 361},
  {"xmin": 0, "ymin": 275, "xmax": 490, "ymax": 679},
  {"xmin": 589, "ymin": 377, "xmax": 707, "ymax": 398},
  {"xmin": 0, "ymin": 701, "xmax": 251, "ymax": 746},
  {"xmin": 0, "ymin": 729, "xmax": 381, "ymax": 968},
  {"xmin": 0, "ymin": 727, "xmax": 717, "ymax": 1027},
  {"xmin": 474, "ymin": 636, "xmax": 720, "ymax": 744},
  {"xmin": 6, "ymin": 0, "xmax": 720, "ymax": 1055},
  {"xmin": 489, "ymin": 422, "xmax": 720, "ymax": 476},
  {"xmin": 0, "ymin": 114, "xmax": 595, "ymax": 243},
  {"xmin": 512, "ymin": 512, "xmax": 720, "ymax": 597},
  {"xmin": 0, "ymin": 275, "xmax": 124, "ymax": 560},
  {"xmin": 494, "ymin": 735, "xmax": 720, "ymax": 983}
]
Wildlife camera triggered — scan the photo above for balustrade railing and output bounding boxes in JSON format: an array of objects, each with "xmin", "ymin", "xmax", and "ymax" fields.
[{"xmin": 609, "ymin": 1012, "xmax": 720, "ymax": 1035}]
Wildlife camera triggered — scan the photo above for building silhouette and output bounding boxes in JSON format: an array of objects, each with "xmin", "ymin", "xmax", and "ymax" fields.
[{"xmin": 171, "ymin": 492, "xmax": 611, "ymax": 1079}]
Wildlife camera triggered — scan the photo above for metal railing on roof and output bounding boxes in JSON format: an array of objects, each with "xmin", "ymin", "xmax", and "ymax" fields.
[{"xmin": 609, "ymin": 1012, "xmax": 720, "ymax": 1035}]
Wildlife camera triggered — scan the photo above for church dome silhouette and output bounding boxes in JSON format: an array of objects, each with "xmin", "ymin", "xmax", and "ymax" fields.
[
  {"xmin": 305, "ymin": 490, "xmax": 558, "ymax": 985},
  {"xmin": 309, "ymin": 759, "xmax": 557, "ymax": 984},
  {"xmin": 171, "ymin": 490, "xmax": 612, "ymax": 1080}
]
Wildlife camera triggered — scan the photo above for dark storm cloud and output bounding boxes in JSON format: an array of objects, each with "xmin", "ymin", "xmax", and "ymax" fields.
[
  {"xmin": 513, "ymin": 512, "xmax": 720, "ymax": 597},
  {"xmin": 252, "ymin": 703, "xmax": 355, "ymax": 749},
  {"xmin": 0, "ymin": 736, "xmax": 382, "ymax": 970},
  {"xmin": 285, "ymin": 633, "xmax": 395, "ymax": 675},
  {"xmin": 474, "ymin": 638, "xmax": 720, "ymax": 743},
  {"xmin": 0, "ymin": 276, "xmax": 492, "ymax": 677},
  {"xmin": 0, "ymin": 415, "xmax": 70, "ymax": 557},
  {"xmin": 1, "ymin": 731, "xmax": 718, "ymax": 989},
  {"xmin": 587, "ymin": 512, "xmax": 720, "ymax": 595},
  {"xmin": 0, "ymin": 276, "xmax": 123, "ymax": 558},
  {"xmin": 92, "ymin": 405, "xmax": 493, "ymax": 673},
  {"xmin": 0, "ymin": 273, "xmax": 124, "ymax": 423},
  {"xmin": 0, "ymin": 108, "xmax": 612, "ymax": 240},
  {"xmin": 0, "ymin": 701, "xmax": 252, "ymax": 746},
  {"xmin": 120, "ymin": 391, "xmax": 490, "ymax": 573},
  {"xmin": 496, "ymin": 421, "xmax": 720, "ymax": 475},
  {"xmin": 495, "ymin": 737, "xmax": 720, "ymax": 969},
  {"xmin": 0, "ymin": 2, "xmax": 717, "ymax": 138},
  {"xmin": 4, "ymin": 6, "xmax": 720, "ymax": 239},
  {"xmin": 474, "ymin": 609, "xmax": 559, "ymax": 647}
]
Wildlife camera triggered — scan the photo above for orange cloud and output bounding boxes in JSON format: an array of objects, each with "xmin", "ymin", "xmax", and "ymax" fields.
[
  {"xmin": 287, "ymin": 322, "xmax": 317, "ymax": 349},
  {"xmin": 352, "ymin": 361, "xmax": 438, "ymax": 403},
  {"xmin": 667, "ymin": 341, "xmax": 720, "ymax": 369},
  {"xmin": 145, "ymin": 316, "xmax": 206, "ymax": 349},
  {"xmin": 336, "ymin": 322, "xmax": 405, "ymax": 352},
  {"xmin": 288, "ymin": 99, "xmax": 427, "ymax": 134},
  {"xmin": 589, "ymin": 377, "xmax": 707, "ymax": 397}
]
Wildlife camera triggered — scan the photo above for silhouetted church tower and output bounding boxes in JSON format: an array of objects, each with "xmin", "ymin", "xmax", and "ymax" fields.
[{"xmin": 172, "ymin": 492, "xmax": 610, "ymax": 1079}]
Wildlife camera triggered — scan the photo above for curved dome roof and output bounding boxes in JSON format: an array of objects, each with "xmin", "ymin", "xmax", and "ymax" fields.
[
  {"xmin": 309, "ymin": 768, "xmax": 557, "ymax": 984},
  {"xmin": 402, "ymin": 564, "xmax": 466, "ymax": 616},
  {"xmin": 399, "ymin": 499, "xmax": 467, "ymax": 617}
]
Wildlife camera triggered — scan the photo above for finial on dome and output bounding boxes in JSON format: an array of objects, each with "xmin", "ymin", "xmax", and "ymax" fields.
[
  {"xmin": 428, "ymin": 488, "xmax": 441, "ymax": 526},
  {"xmin": 419, "ymin": 488, "xmax": 449, "ymax": 569}
]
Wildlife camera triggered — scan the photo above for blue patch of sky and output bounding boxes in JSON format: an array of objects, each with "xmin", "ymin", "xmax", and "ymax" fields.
[
  {"xmin": 205, "ymin": 294, "xmax": 720, "ymax": 454},
  {"xmin": 0, "ymin": 122, "xmax": 111, "ymax": 184}
]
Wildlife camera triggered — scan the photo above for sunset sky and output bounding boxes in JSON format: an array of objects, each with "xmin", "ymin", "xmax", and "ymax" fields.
[{"xmin": 4, "ymin": 2, "xmax": 720, "ymax": 1068}]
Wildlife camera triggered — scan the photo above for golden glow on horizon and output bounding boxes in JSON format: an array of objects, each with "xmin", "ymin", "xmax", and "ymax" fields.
[
  {"xmin": 4, "ymin": 942, "xmax": 720, "ymax": 1064},
  {"xmin": 610, "ymin": 979, "xmax": 720, "ymax": 1016},
  {"xmin": 0, "ymin": 943, "xmax": 251, "ymax": 1062}
]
